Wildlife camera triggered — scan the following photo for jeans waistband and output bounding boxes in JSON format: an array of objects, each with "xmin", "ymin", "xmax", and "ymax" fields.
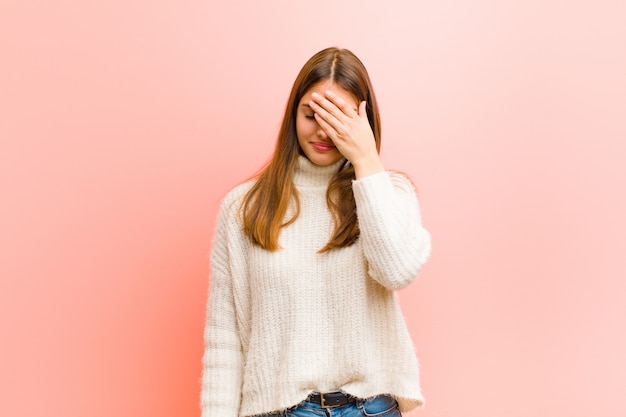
[{"xmin": 306, "ymin": 391, "xmax": 356, "ymax": 408}]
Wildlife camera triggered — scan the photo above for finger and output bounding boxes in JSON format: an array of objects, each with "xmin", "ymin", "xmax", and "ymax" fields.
[
  {"xmin": 308, "ymin": 99, "xmax": 344, "ymax": 132},
  {"xmin": 313, "ymin": 112, "xmax": 338, "ymax": 142},
  {"xmin": 324, "ymin": 90, "xmax": 359, "ymax": 118},
  {"xmin": 311, "ymin": 92, "xmax": 351, "ymax": 122}
]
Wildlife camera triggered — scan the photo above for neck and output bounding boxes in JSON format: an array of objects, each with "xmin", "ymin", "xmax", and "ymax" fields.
[{"xmin": 293, "ymin": 155, "xmax": 346, "ymax": 188}]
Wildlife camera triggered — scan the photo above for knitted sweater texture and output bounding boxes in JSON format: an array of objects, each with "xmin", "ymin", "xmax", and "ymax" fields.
[{"xmin": 202, "ymin": 156, "xmax": 432, "ymax": 417}]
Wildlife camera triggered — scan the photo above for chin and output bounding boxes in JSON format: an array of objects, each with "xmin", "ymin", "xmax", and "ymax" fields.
[{"xmin": 309, "ymin": 153, "xmax": 342, "ymax": 166}]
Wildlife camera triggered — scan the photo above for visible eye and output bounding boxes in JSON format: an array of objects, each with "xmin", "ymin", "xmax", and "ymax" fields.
[{"xmin": 304, "ymin": 114, "xmax": 316, "ymax": 120}]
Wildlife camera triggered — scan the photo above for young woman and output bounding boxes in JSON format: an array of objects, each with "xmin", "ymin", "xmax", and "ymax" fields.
[{"xmin": 202, "ymin": 47, "xmax": 431, "ymax": 417}]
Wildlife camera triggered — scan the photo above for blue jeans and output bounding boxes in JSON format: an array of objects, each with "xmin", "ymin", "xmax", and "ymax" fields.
[{"xmin": 254, "ymin": 394, "xmax": 401, "ymax": 417}]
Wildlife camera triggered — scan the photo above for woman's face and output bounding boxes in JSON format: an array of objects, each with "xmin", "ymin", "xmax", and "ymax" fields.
[{"xmin": 296, "ymin": 80, "xmax": 359, "ymax": 166}]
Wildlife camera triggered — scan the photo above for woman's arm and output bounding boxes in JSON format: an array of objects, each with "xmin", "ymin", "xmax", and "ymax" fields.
[
  {"xmin": 352, "ymin": 171, "xmax": 432, "ymax": 290},
  {"xmin": 309, "ymin": 90, "xmax": 431, "ymax": 288},
  {"xmin": 201, "ymin": 201, "xmax": 244, "ymax": 417}
]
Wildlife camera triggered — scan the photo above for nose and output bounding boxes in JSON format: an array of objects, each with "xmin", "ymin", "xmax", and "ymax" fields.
[{"xmin": 316, "ymin": 126, "xmax": 327, "ymax": 139}]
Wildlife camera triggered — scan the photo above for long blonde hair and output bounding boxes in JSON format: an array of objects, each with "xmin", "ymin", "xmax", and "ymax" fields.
[{"xmin": 241, "ymin": 47, "xmax": 382, "ymax": 252}]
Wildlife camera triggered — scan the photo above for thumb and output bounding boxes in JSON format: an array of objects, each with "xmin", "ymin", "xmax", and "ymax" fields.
[{"xmin": 358, "ymin": 100, "xmax": 367, "ymax": 117}]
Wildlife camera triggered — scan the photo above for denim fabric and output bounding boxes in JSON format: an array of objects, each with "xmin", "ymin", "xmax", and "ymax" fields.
[{"xmin": 254, "ymin": 394, "xmax": 401, "ymax": 417}]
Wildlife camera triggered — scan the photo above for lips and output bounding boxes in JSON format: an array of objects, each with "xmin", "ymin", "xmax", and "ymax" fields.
[{"xmin": 312, "ymin": 142, "xmax": 336, "ymax": 152}]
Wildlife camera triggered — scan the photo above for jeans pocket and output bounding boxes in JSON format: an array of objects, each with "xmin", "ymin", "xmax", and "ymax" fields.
[
  {"xmin": 286, "ymin": 404, "xmax": 328, "ymax": 417},
  {"xmin": 358, "ymin": 395, "xmax": 401, "ymax": 416}
]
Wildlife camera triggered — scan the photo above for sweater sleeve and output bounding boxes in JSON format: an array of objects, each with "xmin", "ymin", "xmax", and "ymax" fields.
[
  {"xmin": 352, "ymin": 171, "xmax": 432, "ymax": 290},
  {"xmin": 201, "ymin": 199, "xmax": 244, "ymax": 417}
]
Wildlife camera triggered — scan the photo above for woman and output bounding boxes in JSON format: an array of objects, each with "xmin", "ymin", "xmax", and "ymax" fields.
[{"xmin": 202, "ymin": 47, "xmax": 431, "ymax": 417}]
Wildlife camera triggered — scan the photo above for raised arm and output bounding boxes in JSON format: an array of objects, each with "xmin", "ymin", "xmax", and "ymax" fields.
[{"xmin": 353, "ymin": 171, "xmax": 431, "ymax": 290}]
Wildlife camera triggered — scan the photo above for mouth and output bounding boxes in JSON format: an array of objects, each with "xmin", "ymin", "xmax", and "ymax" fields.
[{"xmin": 312, "ymin": 142, "xmax": 336, "ymax": 152}]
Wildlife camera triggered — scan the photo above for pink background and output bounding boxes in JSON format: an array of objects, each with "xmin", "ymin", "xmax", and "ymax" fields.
[{"xmin": 1, "ymin": 1, "xmax": 625, "ymax": 416}]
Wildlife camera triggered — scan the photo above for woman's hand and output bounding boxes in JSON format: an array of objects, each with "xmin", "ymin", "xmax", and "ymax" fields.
[{"xmin": 309, "ymin": 90, "xmax": 384, "ymax": 178}]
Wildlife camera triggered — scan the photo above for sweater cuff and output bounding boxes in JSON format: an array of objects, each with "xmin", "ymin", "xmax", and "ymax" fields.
[{"xmin": 351, "ymin": 171, "xmax": 394, "ymax": 205}]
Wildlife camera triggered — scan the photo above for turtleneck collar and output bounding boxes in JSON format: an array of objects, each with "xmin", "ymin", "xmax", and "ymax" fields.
[{"xmin": 293, "ymin": 155, "xmax": 346, "ymax": 188}]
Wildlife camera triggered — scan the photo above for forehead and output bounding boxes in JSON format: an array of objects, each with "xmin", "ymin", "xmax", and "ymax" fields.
[{"xmin": 300, "ymin": 80, "xmax": 358, "ymax": 106}]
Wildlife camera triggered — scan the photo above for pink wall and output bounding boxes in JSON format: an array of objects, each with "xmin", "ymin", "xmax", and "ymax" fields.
[{"xmin": 1, "ymin": 1, "xmax": 625, "ymax": 416}]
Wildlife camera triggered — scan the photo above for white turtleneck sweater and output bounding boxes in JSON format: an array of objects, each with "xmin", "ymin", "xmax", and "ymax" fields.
[{"xmin": 202, "ymin": 156, "xmax": 431, "ymax": 417}]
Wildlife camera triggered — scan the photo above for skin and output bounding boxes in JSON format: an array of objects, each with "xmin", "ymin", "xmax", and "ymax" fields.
[{"xmin": 296, "ymin": 80, "xmax": 385, "ymax": 178}]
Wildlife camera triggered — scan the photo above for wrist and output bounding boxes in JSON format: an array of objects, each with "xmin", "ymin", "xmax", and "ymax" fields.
[{"xmin": 352, "ymin": 156, "xmax": 384, "ymax": 179}]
